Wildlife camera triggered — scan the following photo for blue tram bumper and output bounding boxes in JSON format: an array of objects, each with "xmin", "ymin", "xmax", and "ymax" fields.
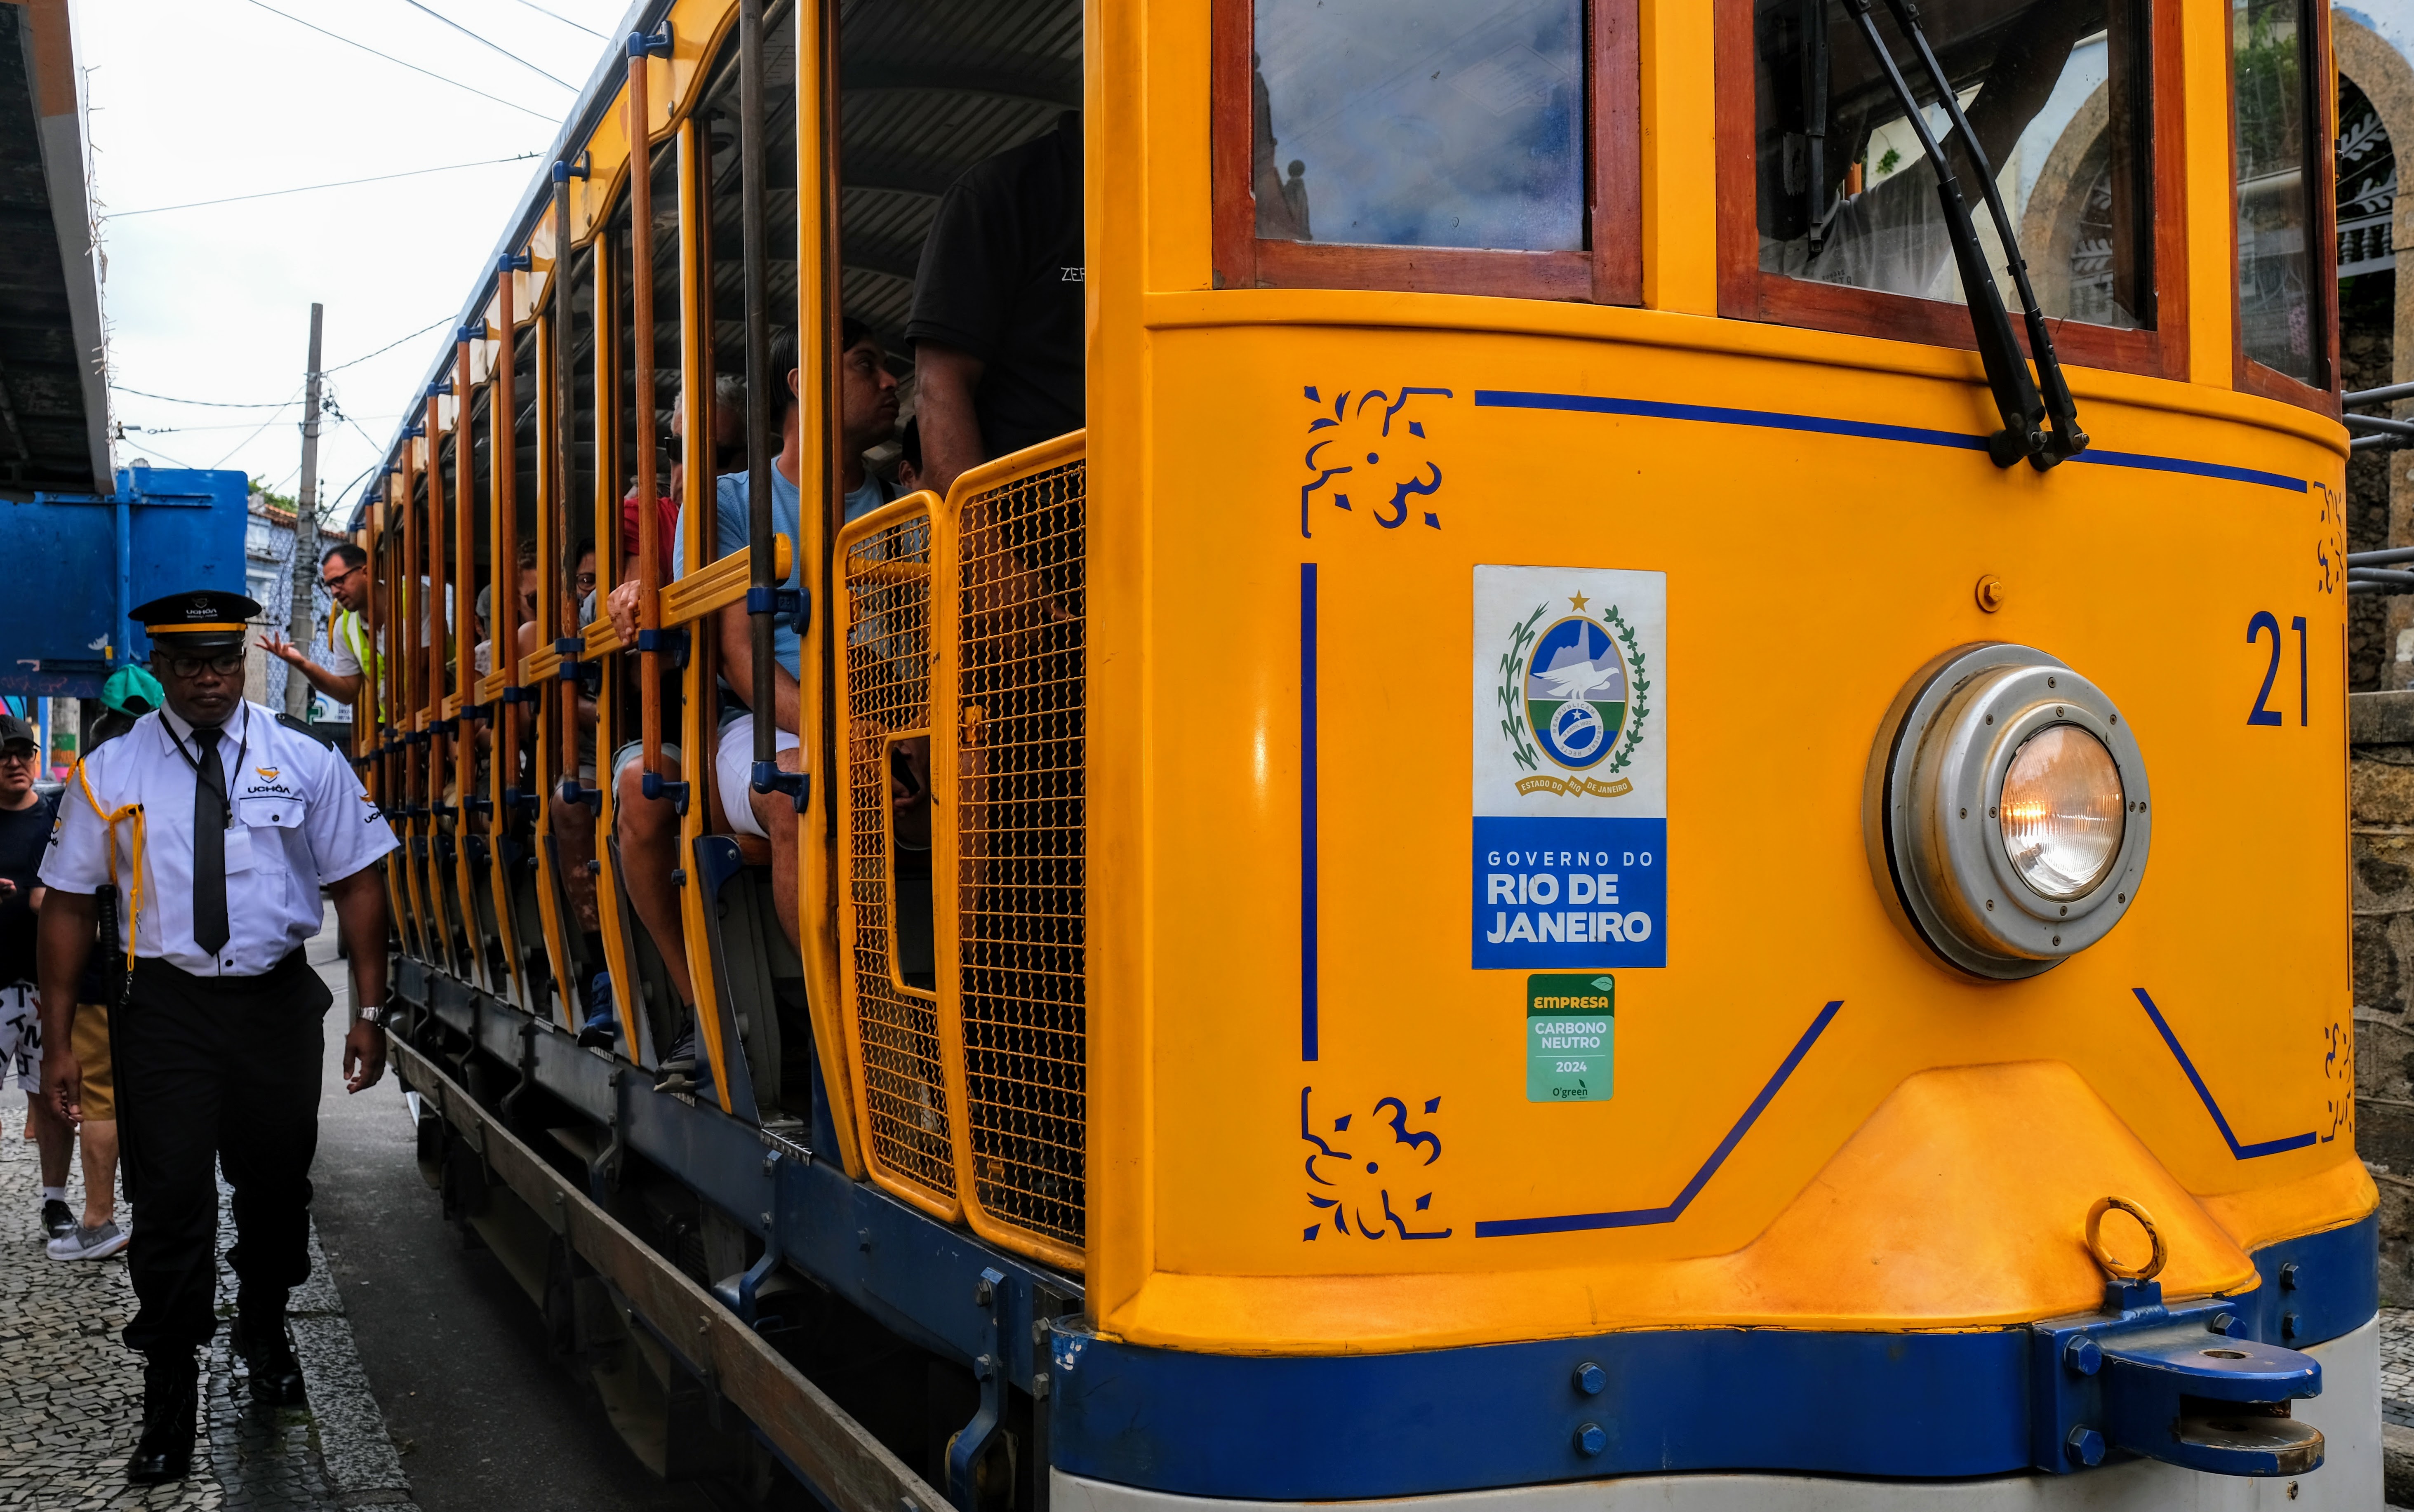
[{"xmin": 1047, "ymin": 1216, "xmax": 2377, "ymax": 1506}]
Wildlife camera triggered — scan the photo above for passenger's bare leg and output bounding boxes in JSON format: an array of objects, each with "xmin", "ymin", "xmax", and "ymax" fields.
[
  {"xmin": 78, "ymin": 1118, "xmax": 117, "ymax": 1229},
  {"xmin": 26, "ymin": 1095, "xmax": 69, "ymax": 1190},
  {"xmin": 615, "ymin": 756, "xmax": 695, "ymax": 1009},
  {"xmin": 557, "ymin": 797, "xmax": 602, "ymax": 934},
  {"xmin": 750, "ymin": 746, "xmax": 809, "ymax": 952}
]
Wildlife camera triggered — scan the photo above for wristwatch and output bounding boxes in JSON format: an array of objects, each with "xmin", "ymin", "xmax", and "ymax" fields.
[{"xmin": 358, "ymin": 1004, "xmax": 387, "ymax": 1025}]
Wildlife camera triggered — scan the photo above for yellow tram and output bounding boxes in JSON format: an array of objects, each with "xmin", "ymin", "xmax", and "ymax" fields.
[{"xmin": 358, "ymin": 0, "xmax": 2379, "ymax": 1505}]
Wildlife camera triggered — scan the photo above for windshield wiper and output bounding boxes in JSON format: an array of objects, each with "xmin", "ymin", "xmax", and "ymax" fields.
[
  {"xmin": 1880, "ymin": 0, "xmax": 2087, "ymax": 466},
  {"xmin": 1843, "ymin": 0, "xmax": 2061, "ymax": 470}
]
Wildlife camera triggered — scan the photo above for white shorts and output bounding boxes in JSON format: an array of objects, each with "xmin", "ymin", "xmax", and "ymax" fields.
[
  {"xmin": 717, "ymin": 712, "xmax": 800, "ymax": 840},
  {"xmin": 0, "ymin": 982, "xmax": 40, "ymax": 1093}
]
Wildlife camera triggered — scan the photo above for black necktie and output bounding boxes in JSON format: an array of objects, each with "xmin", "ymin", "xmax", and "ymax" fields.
[{"xmin": 192, "ymin": 726, "xmax": 229, "ymax": 957}]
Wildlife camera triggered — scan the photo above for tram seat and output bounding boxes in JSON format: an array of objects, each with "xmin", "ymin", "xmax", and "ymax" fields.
[
  {"xmin": 694, "ymin": 833, "xmax": 812, "ymax": 1123},
  {"xmin": 605, "ymin": 832, "xmax": 686, "ymax": 1066}
]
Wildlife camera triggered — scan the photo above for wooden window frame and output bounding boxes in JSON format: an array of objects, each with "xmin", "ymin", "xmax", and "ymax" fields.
[
  {"xmin": 1210, "ymin": 0, "xmax": 1642, "ymax": 304},
  {"xmin": 2229, "ymin": 0, "xmax": 2339, "ymax": 414},
  {"xmin": 1713, "ymin": 0, "xmax": 2190, "ymax": 382}
]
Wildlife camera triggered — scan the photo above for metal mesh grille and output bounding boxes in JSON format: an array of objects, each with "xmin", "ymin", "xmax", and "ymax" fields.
[
  {"xmin": 954, "ymin": 456, "xmax": 1086, "ymax": 1253},
  {"xmin": 842, "ymin": 508, "xmax": 955, "ymax": 1203}
]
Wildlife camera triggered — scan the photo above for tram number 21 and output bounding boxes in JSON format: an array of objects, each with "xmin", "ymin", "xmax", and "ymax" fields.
[{"xmin": 2245, "ymin": 610, "xmax": 2310, "ymax": 728}]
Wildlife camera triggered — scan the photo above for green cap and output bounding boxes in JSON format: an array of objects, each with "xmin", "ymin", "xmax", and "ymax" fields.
[{"xmin": 103, "ymin": 664, "xmax": 165, "ymax": 717}]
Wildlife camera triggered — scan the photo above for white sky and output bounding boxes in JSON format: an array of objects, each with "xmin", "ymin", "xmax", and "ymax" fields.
[{"xmin": 74, "ymin": 0, "xmax": 634, "ymax": 524}]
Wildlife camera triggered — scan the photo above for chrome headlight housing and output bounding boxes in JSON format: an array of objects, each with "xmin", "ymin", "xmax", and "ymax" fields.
[{"xmin": 1864, "ymin": 644, "xmax": 2150, "ymax": 980}]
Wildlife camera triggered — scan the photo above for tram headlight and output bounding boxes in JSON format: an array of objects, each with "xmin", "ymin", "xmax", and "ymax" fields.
[
  {"xmin": 1998, "ymin": 725, "xmax": 2125, "ymax": 900},
  {"xmin": 1864, "ymin": 644, "xmax": 2150, "ymax": 980}
]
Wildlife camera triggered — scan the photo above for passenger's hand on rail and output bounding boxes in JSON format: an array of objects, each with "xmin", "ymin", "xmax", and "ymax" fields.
[
  {"xmin": 344, "ymin": 1015, "xmax": 387, "ymax": 1093},
  {"xmin": 606, "ymin": 580, "xmax": 644, "ymax": 648}
]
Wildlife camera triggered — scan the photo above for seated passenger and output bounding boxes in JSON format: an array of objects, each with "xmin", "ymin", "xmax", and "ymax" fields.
[
  {"xmin": 607, "ymin": 324, "xmax": 897, "ymax": 1088},
  {"xmin": 727, "ymin": 322, "xmax": 899, "ymax": 959},
  {"xmin": 906, "ymin": 109, "xmax": 1084, "ymax": 495},
  {"xmin": 517, "ymin": 545, "xmax": 608, "ymax": 1040}
]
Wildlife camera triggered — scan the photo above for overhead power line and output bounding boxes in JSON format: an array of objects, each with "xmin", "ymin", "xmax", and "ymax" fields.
[
  {"xmin": 325, "ymin": 316, "xmax": 456, "ymax": 374},
  {"xmin": 212, "ymin": 387, "xmax": 307, "ymax": 468},
  {"xmin": 398, "ymin": 0, "xmax": 576, "ymax": 90},
  {"xmin": 111, "ymin": 385, "xmax": 297, "ymax": 409},
  {"xmin": 103, "ymin": 153, "xmax": 541, "ymax": 219},
  {"xmin": 232, "ymin": 0, "xmax": 558, "ymax": 122},
  {"xmin": 502, "ymin": 0, "xmax": 605, "ymax": 40}
]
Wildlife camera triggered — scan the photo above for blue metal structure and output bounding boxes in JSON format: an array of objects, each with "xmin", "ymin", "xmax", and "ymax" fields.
[{"xmin": 1, "ymin": 466, "xmax": 249, "ymax": 696}]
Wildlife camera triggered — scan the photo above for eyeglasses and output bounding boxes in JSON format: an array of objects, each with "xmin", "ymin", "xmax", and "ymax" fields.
[
  {"xmin": 321, "ymin": 561, "xmax": 365, "ymax": 590},
  {"xmin": 160, "ymin": 652, "xmax": 245, "ymax": 678},
  {"xmin": 0, "ymin": 749, "xmax": 36, "ymax": 766}
]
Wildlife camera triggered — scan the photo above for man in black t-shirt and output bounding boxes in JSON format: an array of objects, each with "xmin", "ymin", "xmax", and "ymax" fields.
[
  {"xmin": 0, "ymin": 712, "xmax": 71, "ymax": 1239},
  {"xmin": 906, "ymin": 110, "xmax": 1084, "ymax": 495}
]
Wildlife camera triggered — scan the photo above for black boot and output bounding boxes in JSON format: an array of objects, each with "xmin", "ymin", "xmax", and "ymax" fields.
[
  {"xmin": 126, "ymin": 1352, "xmax": 197, "ymax": 1484},
  {"xmin": 232, "ymin": 1307, "xmax": 306, "ymax": 1408}
]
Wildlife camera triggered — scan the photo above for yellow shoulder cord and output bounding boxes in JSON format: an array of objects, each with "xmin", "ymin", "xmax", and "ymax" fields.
[{"xmin": 73, "ymin": 757, "xmax": 145, "ymax": 971}]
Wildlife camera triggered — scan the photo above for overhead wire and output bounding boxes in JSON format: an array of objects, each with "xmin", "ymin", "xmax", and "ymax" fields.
[
  {"xmin": 209, "ymin": 386, "xmax": 306, "ymax": 469},
  {"xmin": 103, "ymin": 153, "xmax": 542, "ymax": 219},
  {"xmin": 501, "ymin": 0, "xmax": 605, "ymax": 40},
  {"xmin": 111, "ymin": 385, "xmax": 296, "ymax": 409},
  {"xmin": 324, "ymin": 317, "xmax": 456, "ymax": 374},
  {"xmin": 396, "ymin": 0, "xmax": 576, "ymax": 90},
  {"xmin": 231, "ymin": 0, "xmax": 558, "ymax": 121}
]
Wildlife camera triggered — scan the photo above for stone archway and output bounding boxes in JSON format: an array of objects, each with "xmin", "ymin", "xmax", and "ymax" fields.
[
  {"xmin": 2335, "ymin": 13, "xmax": 2414, "ymax": 691},
  {"xmin": 2016, "ymin": 83, "xmax": 2113, "ymax": 322}
]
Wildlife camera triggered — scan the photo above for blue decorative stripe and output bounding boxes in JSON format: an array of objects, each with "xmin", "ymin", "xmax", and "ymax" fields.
[
  {"xmin": 2133, "ymin": 988, "xmax": 2317, "ymax": 1158},
  {"xmin": 1475, "ymin": 999, "xmax": 1843, "ymax": 1237},
  {"xmin": 1472, "ymin": 390, "xmax": 2308, "ymax": 494},
  {"xmin": 1301, "ymin": 562, "xmax": 1319, "ymax": 1063},
  {"xmin": 1047, "ymin": 1214, "xmax": 2378, "ymax": 1500},
  {"xmin": 2072, "ymin": 448, "xmax": 2306, "ymax": 493}
]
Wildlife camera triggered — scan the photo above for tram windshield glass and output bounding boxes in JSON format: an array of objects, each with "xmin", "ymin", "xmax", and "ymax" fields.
[
  {"xmin": 1249, "ymin": 0, "xmax": 1584, "ymax": 251},
  {"xmin": 1753, "ymin": 0, "xmax": 2153, "ymax": 330},
  {"xmin": 2232, "ymin": 0, "xmax": 2315, "ymax": 383}
]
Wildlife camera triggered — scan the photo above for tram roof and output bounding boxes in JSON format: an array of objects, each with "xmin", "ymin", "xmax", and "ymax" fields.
[
  {"xmin": 0, "ymin": 0, "xmax": 111, "ymax": 500},
  {"xmin": 356, "ymin": 0, "xmax": 1082, "ymax": 531}
]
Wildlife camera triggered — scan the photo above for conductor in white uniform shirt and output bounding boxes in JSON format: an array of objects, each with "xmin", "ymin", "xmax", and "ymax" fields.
[{"xmin": 33, "ymin": 589, "xmax": 399, "ymax": 1486}]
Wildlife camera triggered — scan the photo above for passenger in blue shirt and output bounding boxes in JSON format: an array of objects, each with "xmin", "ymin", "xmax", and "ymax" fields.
[{"xmin": 609, "ymin": 321, "xmax": 898, "ymax": 1086}]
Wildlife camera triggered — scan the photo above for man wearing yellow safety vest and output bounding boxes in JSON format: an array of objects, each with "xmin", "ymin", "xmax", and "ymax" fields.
[{"xmin": 263, "ymin": 542, "xmax": 377, "ymax": 724}]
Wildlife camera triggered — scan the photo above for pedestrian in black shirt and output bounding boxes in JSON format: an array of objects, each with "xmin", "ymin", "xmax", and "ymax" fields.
[
  {"xmin": 0, "ymin": 712, "xmax": 72, "ymax": 1239},
  {"xmin": 906, "ymin": 110, "xmax": 1084, "ymax": 494}
]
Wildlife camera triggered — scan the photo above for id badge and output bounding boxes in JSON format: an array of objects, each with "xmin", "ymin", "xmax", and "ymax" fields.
[{"xmin": 221, "ymin": 825, "xmax": 257, "ymax": 875}]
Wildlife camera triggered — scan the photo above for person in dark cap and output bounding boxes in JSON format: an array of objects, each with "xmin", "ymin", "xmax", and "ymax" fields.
[{"xmin": 34, "ymin": 589, "xmax": 398, "ymax": 1485}]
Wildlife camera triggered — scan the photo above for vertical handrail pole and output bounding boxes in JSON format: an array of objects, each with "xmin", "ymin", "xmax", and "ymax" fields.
[
  {"xmin": 628, "ymin": 30, "xmax": 665, "ymax": 790},
  {"xmin": 496, "ymin": 273, "xmax": 521, "ymax": 803},
  {"xmin": 553, "ymin": 164, "xmax": 583, "ymax": 807},
  {"xmin": 741, "ymin": 0, "xmax": 774, "ymax": 772}
]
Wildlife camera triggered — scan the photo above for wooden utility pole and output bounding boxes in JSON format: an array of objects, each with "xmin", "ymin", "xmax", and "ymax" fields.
[{"xmin": 285, "ymin": 302, "xmax": 324, "ymax": 718}]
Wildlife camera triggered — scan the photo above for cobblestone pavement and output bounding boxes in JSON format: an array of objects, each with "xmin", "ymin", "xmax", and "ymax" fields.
[
  {"xmin": 2385, "ymin": 1307, "xmax": 2414, "ymax": 1431},
  {"xmin": 0, "ymin": 1090, "xmax": 417, "ymax": 1511}
]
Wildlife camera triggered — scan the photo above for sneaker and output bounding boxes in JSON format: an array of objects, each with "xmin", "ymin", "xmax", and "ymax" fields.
[
  {"xmin": 47, "ymin": 1220, "xmax": 127, "ymax": 1261},
  {"xmin": 653, "ymin": 1028, "xmax": 697, "ymax": 1092},
  {"xmin": 40, "ymin": 1198, "xmax": 74, "ymax": 1241},
  {"xmin": 577, "ymin": 1014, "xmax": 617, "ymax": 1050}
]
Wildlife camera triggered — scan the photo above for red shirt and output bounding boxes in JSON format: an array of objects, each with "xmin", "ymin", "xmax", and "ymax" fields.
[{"xmin": 620, "ymin": 491, "xmax": 677, "ymax": 572}]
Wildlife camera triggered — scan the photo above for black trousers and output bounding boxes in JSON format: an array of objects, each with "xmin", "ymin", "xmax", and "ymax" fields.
[{"xmin": 117, "ymin": 950, "xmax": 330, "ymax": 1356}]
